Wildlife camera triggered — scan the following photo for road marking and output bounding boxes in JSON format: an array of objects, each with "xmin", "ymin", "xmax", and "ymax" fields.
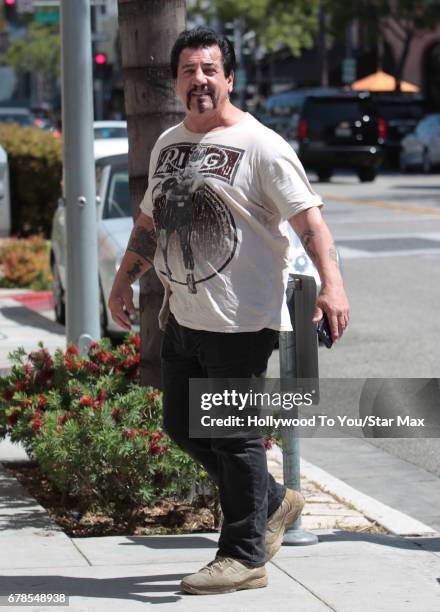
[{"xmin": 322, "ymin": 194, "xmax": 440, "ymax": 216}]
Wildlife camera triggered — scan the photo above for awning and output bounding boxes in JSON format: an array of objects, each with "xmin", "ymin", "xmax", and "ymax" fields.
[{"xmin": 351, "ymin": 71, "xmax": 419, "ymax": 93}]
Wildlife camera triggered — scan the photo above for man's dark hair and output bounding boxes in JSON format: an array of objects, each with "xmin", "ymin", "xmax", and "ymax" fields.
[{"xmin": 170, "ymin": 26, "xmax": 236, "ymax": 79}]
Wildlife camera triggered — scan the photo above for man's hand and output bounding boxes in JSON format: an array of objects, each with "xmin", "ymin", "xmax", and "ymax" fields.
[
  {"xmin": 108, "ymin": 283, "xmax": 136, "ymax": 331},
  {"xmin": 312, "ymin": 282, "xmax": 350, "ymax": 342}
]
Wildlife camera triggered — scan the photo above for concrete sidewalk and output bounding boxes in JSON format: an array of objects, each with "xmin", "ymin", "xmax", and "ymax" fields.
[
  {"xmin": 0, "ymin": 289, "xmax": 65, "ymax": 374},
  {"xmin": 0, "ymin": 438, "xmax": 439, "ymax": 612},
  {"xmin": 1, "ymin": 290, "xmax": 440, "ymax": 610}
]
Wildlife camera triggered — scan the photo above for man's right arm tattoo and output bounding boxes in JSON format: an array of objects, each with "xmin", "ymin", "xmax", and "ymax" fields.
[
  {"xmin": 127, "ymin": 225, "xmax": 157, "ymax": 265},
  {"xmin": 127, "ymin": 258, "xmax": 145, "ymax": 283}
]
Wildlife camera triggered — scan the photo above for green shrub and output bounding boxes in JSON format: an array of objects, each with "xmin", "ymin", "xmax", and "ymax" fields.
[
  {"xmin": 0, "ymin": 234, "xmax": 51, "ymax": 289},
  {"xmin": 0, "ymin": 124, "xmax": 62, "ymax": 238},
  {"xmin": 0, "ymin": 334, "xmax": 214, "ymax": 521}
]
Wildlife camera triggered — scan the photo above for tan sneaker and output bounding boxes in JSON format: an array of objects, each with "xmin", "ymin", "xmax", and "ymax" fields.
[
  {"xmin": 265, "ymin": 488, "xmax": 305, "ymax": 562},
  {"xmin": 180, "ymin": 556, "xmax": 268, "ymax": 595}
]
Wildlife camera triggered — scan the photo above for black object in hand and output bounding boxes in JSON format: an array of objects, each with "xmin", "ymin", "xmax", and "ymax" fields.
[{"xmin": 317, "ymin": 312, "xmax": 333, "ymax": 348}]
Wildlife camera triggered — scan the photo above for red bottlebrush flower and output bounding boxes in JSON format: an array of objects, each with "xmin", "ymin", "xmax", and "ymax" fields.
[
  {"xmin": 86, "ymin": 362, "xmax": 100, "ymax": 374},
  {"xmin": 79, "ymin": 395, "xmax": 93, "ymax": 406},
  {"xmin": 139, "ymin": 429, "xmax": 149, "ymax": 437},
  {"xmin": 148, "ymin": 390, "xmax": 160, "ymax": 401},
  {"xmin": 129, "ymin": 335, "xmax": 141, "ymax": 350},
  {"xmin": 149, "ymin": 442, "xmax": 162, "ymax": 455},
  {"xmin": 263, "ymin": 437, "xmax": 273, "ymax": 450},
  {"xmin": 150, "ymin": 430, "xmax": 164, "ymax": 442},
  {"xmin": 2, "ymin": 389, "xmax": 14, "ymax": 401},
  {"xmin": 111, "ymin": 408, "xmax": 121, "ymax": 422},
  {"xmin": 24, "ymin": 363, "xmax": 33, "ymax": 375},
  {"xmin": 89, "ymin": 341, "xmax": 98, "ymax": 350},
  {"xmin": 95, "ymin": 350, "xmax": 113, "ymax": 364},
  {"xmin": 148, "ymin": 441, "xmax": 168, "ymax": 454},
  {"xmin": 125, "ymin": 428, "xmax": 138, "ymax": 438},
  {"xmin": 31, "ymin": 417, "xmax": 43, "ymax": 432},
  {"xmin": 57, "ymin": 412, "xmax": 74, "ymax": 426},
  {"xmin": 38, "ymin": 394, "xmax": 48, "ymax": 408},
  {"xmin": 97, "ymin": 390, "xmax": 107, "ymax": 402},
  {"xmin": 66, "ymin": 345, "xmax": 79, "ymax": 356},
  {"xmin": 22, "ymin": 399, "xmax": 32, "ymax": 409},
  {"xmin": 15, "ymin": 380, "xmax": 26, "ymax": 392}
]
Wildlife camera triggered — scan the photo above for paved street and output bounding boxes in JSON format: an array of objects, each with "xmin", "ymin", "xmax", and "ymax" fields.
[{"xmin": 267, "ymin": 169, "xmax": 440, "ymax": 531}]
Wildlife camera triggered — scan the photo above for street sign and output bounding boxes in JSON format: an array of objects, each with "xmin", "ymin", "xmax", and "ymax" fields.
[
  {"xmin": 35, "ymin": 8, "xmax": 59, "ymax": 23},
  {"xmin": 342, "ymin": 58, "xmax": 357, "ymax": 84},
  {"xmin": 17, "ymin": 0, "xmax": 34, "ymax": 13}
]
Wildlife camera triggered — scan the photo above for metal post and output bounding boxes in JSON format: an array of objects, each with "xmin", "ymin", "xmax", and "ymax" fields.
[
  {"xmin": 60, "ymin": 0, "xmax": 101, "ymax": 351},
  {"xmin": 279, "ymin": 276, "xmax": 319, "ymax": 545}
]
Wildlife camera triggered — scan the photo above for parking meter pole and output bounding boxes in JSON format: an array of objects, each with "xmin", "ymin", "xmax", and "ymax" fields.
[
  {"xmin": 60, "ymin": 0, "xmax": 101, "ymax": 351},
  {"xmin": 279, "ymin": 277, "xmax": 318, "ymax": 545}
]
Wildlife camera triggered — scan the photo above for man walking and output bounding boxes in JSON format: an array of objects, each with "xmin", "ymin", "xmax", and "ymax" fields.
[{"xmin": 109, "ymin": 26, "xmax": 349, "ymax": 595}]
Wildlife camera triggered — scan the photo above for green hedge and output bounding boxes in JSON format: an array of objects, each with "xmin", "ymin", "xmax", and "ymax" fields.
[{"xmin": 0, "ymin": 124, "xmax": 62, "ymax": 238}]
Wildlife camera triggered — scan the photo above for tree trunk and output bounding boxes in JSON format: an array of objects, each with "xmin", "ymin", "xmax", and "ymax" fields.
[
  {"xmin": 117, "ymin": 0, "xmax": 185, "ymax": 390},
  {"xmin": 394, "ymin": 30, "xmax": 413, "ymax": 92}
]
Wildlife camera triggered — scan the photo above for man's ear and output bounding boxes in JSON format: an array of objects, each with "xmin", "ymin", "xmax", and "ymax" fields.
[{"xmin": 227, "ymin": 70, "xmax": 234, "ymax": 94}]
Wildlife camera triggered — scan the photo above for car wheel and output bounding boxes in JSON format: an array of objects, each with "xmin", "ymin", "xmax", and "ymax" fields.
[
  {"xmin": 422, "ymin": 150, "xmax": 432, "ymax": 174},
  {"xmin": 51, "ymin": 260, "xmax": 65, "ymax": 325},
  {"xmin": 317, "ymin": 169, "xmax": 333, "ymax": 182},
  {"xmin": 357, "ymin": 168, "xmax": 377, "ymax": 182}
]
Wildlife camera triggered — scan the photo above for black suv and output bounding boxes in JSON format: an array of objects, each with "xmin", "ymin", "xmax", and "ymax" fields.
[
  {"xmin": 298, "ymin": 92, "xmax": 385, "ymax": 182},
  {"xmin": 371, "ymin": 93, "xmax": 425, "ymax": 167}
]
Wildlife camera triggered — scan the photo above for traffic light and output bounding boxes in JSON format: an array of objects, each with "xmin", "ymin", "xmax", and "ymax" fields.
[
  {"xmin": 4, "ymin": 0, "xmax": 17, "ymax": 24},
  {"xmin": 93, "ymin": 52, "xmax": 111, "ymax": 81},
  {"xmin": 94, "ymin": 52, "xmax": 107, "ymax": 66}
]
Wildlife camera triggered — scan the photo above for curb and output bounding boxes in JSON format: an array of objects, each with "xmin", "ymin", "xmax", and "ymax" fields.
[
  {"xmin": 0, "ymin": 290, "xmax": 54, "ymax": 312},
  {"xmin": 300, "ymin": 457, "xmax": 438, "ymax": 537}
]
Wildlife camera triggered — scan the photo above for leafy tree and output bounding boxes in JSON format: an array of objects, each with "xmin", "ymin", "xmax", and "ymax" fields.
[
  {"xmin": 0, "ymin": 23, "xmax": 60, "ymax": 102},
  {"xmin": 324, "ymin": 0, "xmax": 440, "ymax": 88},
  {"xmin": 189, "ymin": 0, "xmax": 321, "ymax": 56}
]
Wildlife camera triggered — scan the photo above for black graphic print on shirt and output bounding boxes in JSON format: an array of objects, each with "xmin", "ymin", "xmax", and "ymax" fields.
[{"xmin": 151, "ymin": 143, "xmax": 243, "ymax": 294}]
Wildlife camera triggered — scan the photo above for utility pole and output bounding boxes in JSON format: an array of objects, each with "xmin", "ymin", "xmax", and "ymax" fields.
[
  {"xmin": 117, "ymin": 0, "xmax": 186, "ymax": 389},
  {"xmin": 60, "ymin": 0, "xmax": 101, "ymax": 352}
]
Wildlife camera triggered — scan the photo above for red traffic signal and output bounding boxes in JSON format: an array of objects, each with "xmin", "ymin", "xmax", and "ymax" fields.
[{"xmin": 94, "ymin": 53, "xmax": 107, "ymax": 66}]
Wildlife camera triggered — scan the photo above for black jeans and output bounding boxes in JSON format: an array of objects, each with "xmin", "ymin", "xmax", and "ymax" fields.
[{"xmin": 160, "ymin": 314, "xmax": 286, "ymax": 568}]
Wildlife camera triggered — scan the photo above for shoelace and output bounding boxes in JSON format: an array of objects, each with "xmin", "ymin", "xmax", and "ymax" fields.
[{"xmin": 200, "ymin": 556, "xmax": 232, "ymax": 575}]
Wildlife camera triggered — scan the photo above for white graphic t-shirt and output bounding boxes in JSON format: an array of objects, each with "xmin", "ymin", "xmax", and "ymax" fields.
[{"xmin": 139, "ymin": 113, "xmax": 323, "ymax": 333}]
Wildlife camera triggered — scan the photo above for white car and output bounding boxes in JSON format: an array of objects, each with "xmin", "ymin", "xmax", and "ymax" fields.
[
  {"xmin": 400, "ymin": 114, "xmax": 440, "ymax": 173},
  {"xmin": 50, "ymin": 151, "xmax": 322, "ymax": 339},
  {"xmin": 50, "ymin": 149, "xmax": 140, "ymax": 338},
  {"xmin": 93, "ymin": 120, "xmax": 128, "ymax": 159}
]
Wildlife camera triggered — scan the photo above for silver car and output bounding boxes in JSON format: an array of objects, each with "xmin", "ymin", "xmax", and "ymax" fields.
[
  {"xmin": 400, "ymin": 114, "xmax": 440, "ymax": 173},
  {"xmin": 50, "ymin": 153, "xmax": 321, "ymax": 338}
]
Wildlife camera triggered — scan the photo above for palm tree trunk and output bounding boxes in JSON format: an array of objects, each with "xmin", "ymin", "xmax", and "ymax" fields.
[{"xmin": 117, "ymin": 0, "xmax": 185, "ymax": 390}]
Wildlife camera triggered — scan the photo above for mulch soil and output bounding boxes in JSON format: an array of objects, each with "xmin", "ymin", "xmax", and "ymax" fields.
[{"xmin": 4, "ymin": 460, "xmax": 221, "ymax": 538}]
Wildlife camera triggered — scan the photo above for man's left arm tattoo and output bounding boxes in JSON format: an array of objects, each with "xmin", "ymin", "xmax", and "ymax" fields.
[
  {"xmin": 328, "ymin": 245, "xmax": 339, "ymax": 267},
  {"xmin": 300, "ymin": 229, "xmax": 339, "ymax": 269},
  {"xmin": 300, "ymin": 229, "xmax": 317, "ymax": 263}
]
